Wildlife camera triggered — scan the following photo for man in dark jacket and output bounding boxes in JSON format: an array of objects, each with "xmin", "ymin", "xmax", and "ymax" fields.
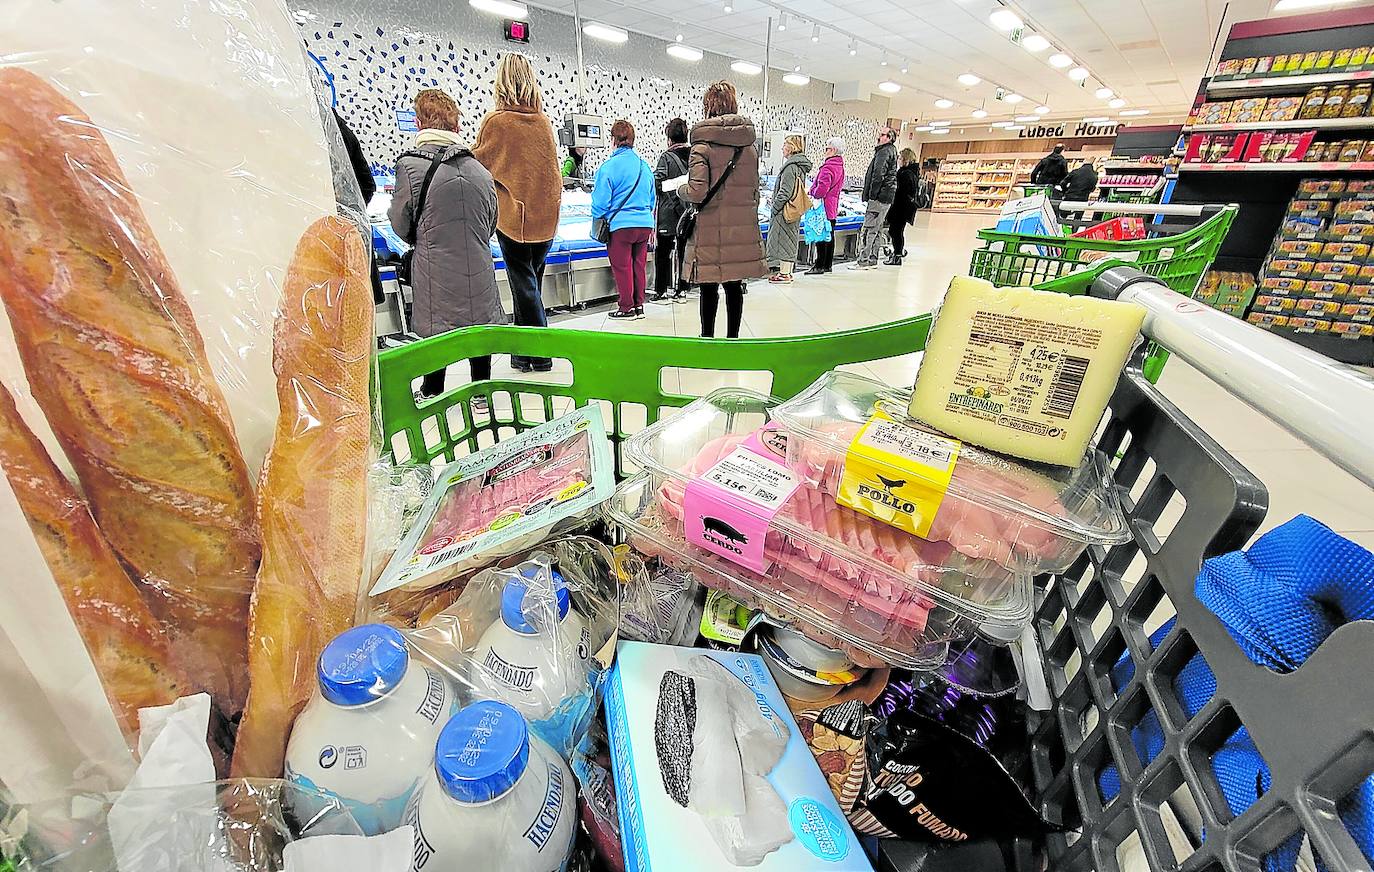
[
  {"xmin": 1030, "ymin": 143, "xmax": 1068, "ymax": 188},
  {"xmin": 650, "ymin": 117, "xmax": 693, "ymax": 303},
  {"xmin": 852, "ymin": 126, "xmax": 897, "ymax": 269},
  {"xmin": 1057, "ymin": 159, "xmax": 1100, "ymax": 221}
]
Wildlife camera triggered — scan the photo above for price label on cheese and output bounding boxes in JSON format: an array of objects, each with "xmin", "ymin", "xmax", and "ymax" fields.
[{"xmin": 838, "ymin": 411, "xmax": 960, "ymax": 538}]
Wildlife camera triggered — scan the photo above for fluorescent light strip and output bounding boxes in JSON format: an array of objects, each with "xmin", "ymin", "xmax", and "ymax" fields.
[
  {"xmin": 1120, "ymin": 108, "xmax": 1150, "ymax": 116},
  {"xmin": 929, "ymin": 120, "xmax": 951, "ymax": 127},
  {"xmin": 1014, "ymin": 114, "xmax": 1040, "ymax": 122},
  {"xmin": 929, "ymin": 128, "xmax": 950, "ymax": 134},
  {"xmin": 470, "ymin": 0, "xmax": 528, "ymax": 16},
  {"xmin": 581, "ymin": 21, "xmax": 628, "ymax": 43},
  {"xmin": 666, "ymin": 44, "xmax": 703, "ymax": 61}
]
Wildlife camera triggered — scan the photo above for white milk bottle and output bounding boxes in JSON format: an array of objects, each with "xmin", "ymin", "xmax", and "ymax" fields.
[
  {"xmin": 285, "ymin": 623, "xmax": 456, "ymax": 835},
  {"xmin": 469, "ymin": 567, "xmax": 591, "ymax": 720},
  {"xmin": 404, "ymin": 700, "xmax": 575, "ymax": 872}
]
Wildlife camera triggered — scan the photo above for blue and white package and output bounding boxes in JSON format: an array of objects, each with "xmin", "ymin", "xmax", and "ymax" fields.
[{"xmin": 604, "ymin": 641, "xmax": 873, "ymax": 871}]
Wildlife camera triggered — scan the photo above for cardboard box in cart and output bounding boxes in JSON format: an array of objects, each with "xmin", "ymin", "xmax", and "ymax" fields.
[{"xmin": 604, "ymin": 641, "xmax": 873, "ymax": 872}]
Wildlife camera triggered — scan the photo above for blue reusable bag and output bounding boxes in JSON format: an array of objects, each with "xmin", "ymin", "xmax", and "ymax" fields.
[{"xmin": 801, "ymin": 203, "xmax": 832, "ymax": 244}]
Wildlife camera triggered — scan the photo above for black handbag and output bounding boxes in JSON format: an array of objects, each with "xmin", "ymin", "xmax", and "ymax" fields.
[
  {"xmin": 592, "ymin": 163, "xmax": 646, "ymax": 245},
  {"xmin": 676, "ymin": 146, "xmax": 744, "ymax": 241},
  {"xmin": 396, "ymin": 148, "xmax": 451, "ymax": 287}
]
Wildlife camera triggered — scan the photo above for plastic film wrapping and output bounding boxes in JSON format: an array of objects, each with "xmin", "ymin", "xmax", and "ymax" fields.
[{"xmin": 0, "ymin": 0, "xmax": 375, "ymax": 810}]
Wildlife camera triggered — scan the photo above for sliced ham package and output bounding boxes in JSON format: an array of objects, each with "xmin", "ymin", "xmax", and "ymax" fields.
[{"xmin": 614, "ymin": 390, "xmax": 1036, "ymax": 668}]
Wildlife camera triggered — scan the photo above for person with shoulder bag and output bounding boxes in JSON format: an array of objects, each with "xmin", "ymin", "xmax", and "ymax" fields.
[
  {"xmin": 884, "ymin": 148, "xmax": 921, "ymax": 266},
  {"xmin": 677, "ymin": 80, "xmax": 767, "ymax": 338},
  {"xmin": 765, "ymin": 134, "xmax": 813, "ymax": 284},
  {"xmin": 389, "ymin": 89, "xmax": 502, "ymax": 408},
  {"xmin": 591, "ymin": 120, "xmax": 656, "ymax": 318},
  {"xmin": 650, "ymin": 117, "xmax": 693, "ymax": 303},
  {"xmin": 804, "ymin": 137, "xmax": 846, "ymax": 275}
]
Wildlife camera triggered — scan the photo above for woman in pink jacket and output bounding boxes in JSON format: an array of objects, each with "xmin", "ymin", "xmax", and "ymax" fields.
[{"xmin": 805, "ymin": 137, "xmax": 846, "ymax": 275}]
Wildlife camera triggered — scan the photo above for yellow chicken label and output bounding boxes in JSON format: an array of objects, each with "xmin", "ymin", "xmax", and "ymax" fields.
[{"xmin": 838, "ymin": 410, "xmax": 959, "ymax": 537}]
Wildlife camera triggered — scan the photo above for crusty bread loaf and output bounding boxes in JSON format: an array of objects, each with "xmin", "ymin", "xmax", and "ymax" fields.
[
  {"xmin": 0, "ymin": 68, "xmax": 259, "ymax": 716},
  {"xmin": 230, "ymin": 215, "xmax": 375, "ymax": 778},
  {"xmin": 0, "ymin": 384, "xmax": 187, "ymax": 744}
]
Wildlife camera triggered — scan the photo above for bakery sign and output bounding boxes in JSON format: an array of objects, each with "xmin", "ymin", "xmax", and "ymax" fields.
[{"xmin": 1019, "ymin": 120, "xmax": 1120, "ymax": 138}]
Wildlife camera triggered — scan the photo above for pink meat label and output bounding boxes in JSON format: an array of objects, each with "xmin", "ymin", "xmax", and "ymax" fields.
[{"xmin": 682, "ymin": 436, "xmax": 801, "ymax": 573}]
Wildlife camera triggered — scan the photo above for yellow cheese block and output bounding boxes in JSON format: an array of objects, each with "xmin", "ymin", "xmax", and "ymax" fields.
[{"xmin": 909, "ymin": 276, "xmax": 1145, "ymax": 466}]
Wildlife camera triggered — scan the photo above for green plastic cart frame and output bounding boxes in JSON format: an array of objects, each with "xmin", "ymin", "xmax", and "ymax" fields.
[
  {"xmin": 378, "ymin": 261, "xmax": 1124, "ymax": 471},
  {"xmin": 968, "ymin": 203, "xmax": 1236, "ymax": 381}
]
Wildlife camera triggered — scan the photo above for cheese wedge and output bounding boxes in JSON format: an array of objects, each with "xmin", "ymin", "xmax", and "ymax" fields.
[{"xmin": 909, "ymin": 277, "xmax": 1145, "ymax": 467}]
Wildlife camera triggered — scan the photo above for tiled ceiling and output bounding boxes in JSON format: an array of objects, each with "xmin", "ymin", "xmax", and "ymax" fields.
[{"xmin": 529, "ymin": 0, "xmax": 1282, "ymax": 124}]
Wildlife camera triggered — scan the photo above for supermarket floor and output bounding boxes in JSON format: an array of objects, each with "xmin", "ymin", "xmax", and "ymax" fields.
[{"xmin": 465, "ymin": 210, "xmax": 1374, "ymax": 550}]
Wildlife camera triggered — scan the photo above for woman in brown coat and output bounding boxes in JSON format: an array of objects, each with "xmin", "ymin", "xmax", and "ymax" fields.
[
  {"xmin": 473, "ymin": 53, "xmax": 562, "ymax": 371},
  {"xmin": 678, "ymin": 80, "xmax": 767, "ymax": 338}
]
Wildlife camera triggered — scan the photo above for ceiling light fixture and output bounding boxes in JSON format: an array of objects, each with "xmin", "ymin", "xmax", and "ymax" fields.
[
  {"xmin": 989, "ymin": 8, "xmax": 1022, "ymax": 30},
  {"xmin": 1022, "ymin": 32, "xmax": 1050, "ymax": 52},
  {"xmin": 1108, "ymin": 97, "xmax": 1126, "ymax": 108},
  {"xmin": 913, "ymin": 125, "xmax": 933, "ymax": 133},
  {"xmin": 1034, "ymin": 104, "xmax": 1050, "ymax": 114},
  {"xmin": 793, "ymin": 64, "xmax": 801, "ymax": 71},
  {"xmin": 1003, "ymin": 92, "xmax": 1023, "ymax": 103},
  {"xmin": 730, "ymin": 60, "xmax": 762, "ymax": 75},
  {"xmin": 783, "ymin": 72, "xmax": 811, "ymax": 86},
  {"xmin": 881, "ymin": 51, "xmax": 889, "ymax": 66},
  {"xmin": 1015, "ymin": 114, "xmax": 1040, "ymax": 122},
  {"xmin": 666, "ymin": 44, "xmax": 703, "ymax": 61},
  {"xmin": 1007, "ymin": 125, "xmax": 1025, "ymax": 131},
  {"xmin": 879, "ymin": 81, "xmax": 902, "ymax": 93},
  {"xmin": 930, "ymin": 120, "xmax": 951, "ymax": 127},
  {"xmin": 581, "ymin": 21, "xmax": 628, "ymax": 43},
  {"xmin": 811, "ymin": 23, "xmax": 820, "ymax": 42},
  {"xmin": 848, "ymin": 38, "xmax": 857, "ymax": 56},
  {"xmin": 930, "ymin": 128, "xmax": 950, "ymax": 135},
  {"xmin": 1082, "ymin": 116, "xmax": 1109, "ymax": 122},
  {"xmin": 675, "ymin": 33, "xmax": 683, "ymax": 42},
  {"xmin": 469, "ymin": 0, "xmax": 528, "ymax": 16},
  {"xmin": 934, "ymin": 97, "xmax": 955, "ymax": 108},
  {"xmin": 901, "ymin": 60, "xmax": 910, "ymax": 73},
  {"xmin": 958, "ymin": 72, "xmax": 981, "ymax": 86},
  {"xmin": 1120, "ymin": 108, "xmax": 1150, "ymax": 116},
  {"xmin": 777, "ymin": 12, "xmax": 787, "ymax": 30},
  {"xmin": 1068, "ymin": 66, "xmax": 1090, "ymax": 80},
  {"xmin": 1095, "ymin": 87, "xmax": 1113, "ymax": 99},
  {"xmin": 972, "ymin": 108, "xmax": 988, "ymax": 118},
  {"xmin": 1048, "ymin": 53, "xmax": 1072, "ymax": 68},
  {"xmin": 723, "ymin": 1, "xmax": 732, "ymax": 12},
  {"xmin": 990, "ymin": 121, "xmax": 1013, "ymax": 128}
]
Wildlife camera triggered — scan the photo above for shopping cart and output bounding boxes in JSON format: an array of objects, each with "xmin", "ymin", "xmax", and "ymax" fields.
[
  {"xmin": 376, "ymin": 264, "xmax": 1374, "ymax": 872},
  {"xmin": 969, "ymin": 202, "xmax": 1237, "ymax": 382}
]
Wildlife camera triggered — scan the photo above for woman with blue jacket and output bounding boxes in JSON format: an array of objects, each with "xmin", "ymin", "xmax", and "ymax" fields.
[{"xmin": 592, "ymin": 119, "xmax": 656, "ymax": 319}]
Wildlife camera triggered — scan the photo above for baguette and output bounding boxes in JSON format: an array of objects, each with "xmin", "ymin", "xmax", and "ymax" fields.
[
  {"xmin": 0, "ymin": 384, "xmax": 187, "ymax": 744},
  {"xmin": 0, "ymin": 68, "xmax": 259, "ymax": 715},
  {"xmin": 231, "ymin": 216, "xmax": 374, "ymax": 778}
]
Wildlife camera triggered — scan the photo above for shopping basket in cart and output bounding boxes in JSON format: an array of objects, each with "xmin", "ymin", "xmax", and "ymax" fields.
[{"xmin": 376, "ymin": 264, "xmax": 1374, "ymax": 872}]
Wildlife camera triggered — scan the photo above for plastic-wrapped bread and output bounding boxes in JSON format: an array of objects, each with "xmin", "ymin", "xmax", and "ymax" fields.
[
  {"xmin": 0, "ymin": 384, "xmax": 186, "ymax": 744},
  {"xmin": 0, "ymin": 68, "xmax": 258, "ymax": 715},
  {"xmin": 231, "ymin": 216, "xmax": 375, "ymax": 779}
]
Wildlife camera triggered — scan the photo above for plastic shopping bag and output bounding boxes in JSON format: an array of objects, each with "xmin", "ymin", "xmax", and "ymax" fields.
[{"xmin": 801, "ymin": 204, "xmax": 832, "ymax": 244}]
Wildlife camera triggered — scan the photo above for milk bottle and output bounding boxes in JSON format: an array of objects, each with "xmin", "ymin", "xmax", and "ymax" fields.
[
  {"xmin": 469, "ymin": 566, "xmax": 592, "ymax": 720},
  {"xmin": 285, "ymin": 623, "xmax": 455, "ymax": 835},
  {"xmin": 404, "ymin": 700, "xmax": 575, "ymax": 872}
]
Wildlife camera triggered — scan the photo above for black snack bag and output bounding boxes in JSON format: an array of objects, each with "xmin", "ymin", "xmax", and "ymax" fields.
[{"xmin": 847, "ymin": 664, "xmax": 1059, "ymax": 842}]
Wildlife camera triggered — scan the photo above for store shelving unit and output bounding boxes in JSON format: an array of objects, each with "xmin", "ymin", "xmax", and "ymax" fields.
[
  {"xmin": 933, "ymin": 152, "xmax": 1083, "ymax": 214},
  {"xmin": 1205, "ymin": 68, "xmax": 1374, "ymax": 98},
  {"xmin": 1189, "ymin": 117, "xmax": 1374, "ymax": 132}
]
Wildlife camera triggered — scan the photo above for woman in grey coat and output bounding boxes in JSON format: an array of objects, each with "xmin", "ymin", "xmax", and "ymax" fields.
[
  {"xmin": 765, "ymin": 135, "xmax": 813, "ymax": 284},
  {"xmin": 389, "ymin": 88, "xmax": 505, "ymax": 404}
]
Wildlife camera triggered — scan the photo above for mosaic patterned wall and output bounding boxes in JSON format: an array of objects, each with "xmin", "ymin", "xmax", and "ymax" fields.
[{"xmin": 293, "ymin": 1, "xmax": 889, "ymax": 181}]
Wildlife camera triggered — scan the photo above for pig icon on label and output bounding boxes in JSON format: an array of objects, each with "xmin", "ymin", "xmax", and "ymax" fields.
[{"xmin": 702, "ymin": 517, "xmax": 748, "ymax": 545}]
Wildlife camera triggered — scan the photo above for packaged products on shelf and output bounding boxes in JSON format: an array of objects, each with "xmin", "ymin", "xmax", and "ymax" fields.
[
  {"xmin": 1287, "ymin": 199, "xmax": 1334, "ymax": 219},
  {"xmin": 404, "ymin": 700, "xmax": 577, "ymax": 872},
  {"xmin": 1350, "ymin": 284, "xmax": 1374, "ymax": 304},
  {"xmin": 1336, "ymin": 199, "xmax": 1374, "ymax": 221},
  {"xmin": 1322, "ymin": 85, "xmax": 1352, "ymax": 118},
  {"xmin": 1253, "ymin": 295, "xmax": 1297, "ymax": 313},
  {"xmin": 1285, "ymin": 316, "xmax": 1334, "ymax": 333},
  {"xmin": 1261, "ymin": 276, "xmax": 1308, "ymax": 294},
  {"xmin": 1342, "ymin": 302, "xmax": 1374, "ymax": 321},
  {"xmin": 1229, "ymin": 97, "xmax": 1268, "ymax": 123},
  {"xmin": 1300, "ymin": 87, "xmax": 1328, "ymax": 120},
  {"xmin": 1333, "ymin": 320, "xmax": 1374, "ymax": 338},
  {"xmin": 1339, "ymin": 140, "xmax": 1367, "ymax": 162},
  {"xmin": 603, "ymin": 641, "xmax": 873, "ymax": 871},
  {"xmin": 1353, "ymin": 46, "xmax": 1373, "ymax": 67},
  {"xmin": 1280, "ymin": 219, "xmax": 1324, "ymax": 240},
  {"xmin": 1247, "ymin": 312, "xmax": 1289, "ymax": 329},
  {"xmin": 372, "ymin": 405, "xmax": 615, "ymax": 596},
  {"xmin": 1312, "ymin": 261, "xmax": 1361, "ymax": 281},
  {"xmin": 284, "ymin": 625, "xmax": 457, "ymax": 835},
  {"xmin": 1297, "ymin": 178, "xmax": 1347, "ymax": 197},
  {"xmin": 1296, "ymin": 298, "xmax": 1343, "ymax": 317},
  {"xmin": 1239, "ymin": 57, "xmax": 1259, "ymax": 77},
  {"xmin": 1264, "ymin": 257, "xmax": 1316, "ymax": 277},
  {"xmin": 908, "ymin": 277, "xmax": 1146, "ymax": 467},
  {"xmin": 1320, "ymin": 241, "xmax": 1370, "ymax": 261},
  {"xmin": 1305, "ymin": 280, "xmax": 1352, "ymax": 299},
  {"xmin": 1346, "ymin": 84, "xmax": 1373, "ymax": 117},
  {"xmin": 1262, "ymin": 96, "xmax": 1302, "ymax": 122},
  {"xmin": 1275, "ymin": 237, "xmax": 1325, "ymax": 257}
]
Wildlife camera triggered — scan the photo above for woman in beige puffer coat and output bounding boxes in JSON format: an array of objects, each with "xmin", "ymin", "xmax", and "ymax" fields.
[{"xmin": 678, "ymin": 80, "xmax": 767, "ymax": 338}]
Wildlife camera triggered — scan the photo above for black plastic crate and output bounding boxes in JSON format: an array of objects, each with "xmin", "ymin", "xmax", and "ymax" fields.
[{"xmin": 1026, "ymin": 366, "xmax": 1374, "ymax": 872}]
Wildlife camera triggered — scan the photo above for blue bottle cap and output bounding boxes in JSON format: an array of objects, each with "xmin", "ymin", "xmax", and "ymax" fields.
[
  {"xmin": 500, "ymin": 567, "xmax": 570, "ymax": 635},
  {"xmin": 434, "ymin": 700, "xmax": 531, "ymax": 804},
  {"xmin": 316, "ymin": 624, "xmax": 410, "ymax": 707}
]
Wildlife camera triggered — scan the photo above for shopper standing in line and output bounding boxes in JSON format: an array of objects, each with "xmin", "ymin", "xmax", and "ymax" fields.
[
  {"xmin": 592, "ymin": 120, "xmax": 656, "ymax": 319},
  {"xmin": 1057, "ymin": 157, "xmax": 1101, "ymax": 222},
  {"xmin": 679, "ymin": 80, "xmax": 767, "ymax": 339},
  {"xmin": 765, "ymin": 135, "xmax": 813, "ymax": 284},
  {"xmin": 884, "ymin": 148, "xmax": 920, "ymax": 267},
  {"xmin": 473, "ymin": 53, "xmax": 562, "ymax": 373},
  {"xmin": 1030, "ymin": 143, "xmax": 1069, "ymax": 189},
  {"xmin": 851, "ymin": 125, "xmax": 897, "ymax": 270},
  {"xmin": 805, "ymin": 137, "xmax": 846, "ymax": 276},
  {"xmin": 649, "ymin": 117, "xmax": 693, "ymax": 303},
  {"xmin": 389, "ymin": 89, "xmax": 502, "ymax": 408}
]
